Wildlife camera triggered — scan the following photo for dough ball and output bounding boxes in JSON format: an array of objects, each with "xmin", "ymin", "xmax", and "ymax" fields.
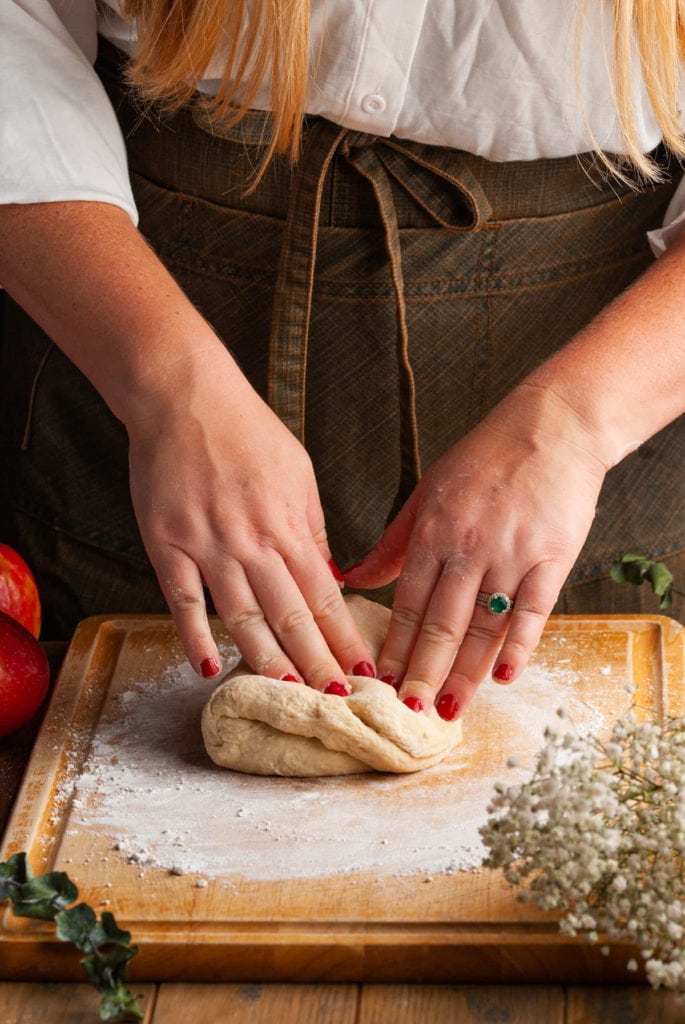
[{"xmin": 201, "ymin": 595, "xmax": 462, "ymax": 776}]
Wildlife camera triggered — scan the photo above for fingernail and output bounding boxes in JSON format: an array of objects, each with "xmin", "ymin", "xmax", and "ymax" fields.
[
  {"xmin": 324, "ymin": 681, "xmax": 349, "ymax": 696},
  {"xmin": 436, "ymin": 693, "xmax": 460, "ymax": 721},
  {"xmin": 403, "ymin": 696, "xmax": 423, "ymax": 713},
  {"xmin": 380, "ymin": 673, "xmax": 401, "ymax": 690},
  {"xmin": 328, "ymin": 559, "xmax": 345, "ymax": 585},
  {"xmin": 280, "ymin": 673, "xmax": 300, "ymax": 682},
  {"xmin": 493, "ymin": 663, "xmax": 514, "ymax": 681},
  {"xmin": 201, "ymin": 657, "xmax": 221, "ymax": 678},
  {"xmin": 352, "ymin": 661, "xmax": 375, "ymax": 677}
]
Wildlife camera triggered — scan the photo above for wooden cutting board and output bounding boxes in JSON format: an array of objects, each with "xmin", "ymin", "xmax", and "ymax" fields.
[{"xmin": 1, "ymin": 613, "xmax": 683, "ymax": 983}]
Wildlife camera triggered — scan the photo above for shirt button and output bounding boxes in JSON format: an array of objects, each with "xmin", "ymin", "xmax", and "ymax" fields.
[{"xmin": 360, "ymin": 93, "xmax": 386, "ymax": 114}]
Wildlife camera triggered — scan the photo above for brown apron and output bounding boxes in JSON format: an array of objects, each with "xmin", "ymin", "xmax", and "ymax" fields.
[{"xmin": 0, "ymin": 40, "xmax": 682, "ymax": 637}]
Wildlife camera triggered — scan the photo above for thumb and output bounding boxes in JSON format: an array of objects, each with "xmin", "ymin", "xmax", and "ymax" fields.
[{"xmin": 343, "ymin": 495, "xmax": 417, "ymax": 589}]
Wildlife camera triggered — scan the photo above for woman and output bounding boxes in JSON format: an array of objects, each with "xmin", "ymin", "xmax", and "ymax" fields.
[{"xmin": 1, "ymin": 0, "xmax": 683, "ymax": 722}]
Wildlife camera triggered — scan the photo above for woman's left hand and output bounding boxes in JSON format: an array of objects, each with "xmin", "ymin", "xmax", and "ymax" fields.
[{"xmin": 344, "ymin": 382, "xmax": 608, "ymax": 719}]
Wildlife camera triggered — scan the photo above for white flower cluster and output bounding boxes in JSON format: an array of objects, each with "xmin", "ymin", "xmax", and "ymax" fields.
[{"xmin": 480, "ymin": 703, "xmax": 685, "ymax": 991}]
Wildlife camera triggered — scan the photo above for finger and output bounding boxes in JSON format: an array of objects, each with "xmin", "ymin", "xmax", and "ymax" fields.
[
  {"xmin": 490, "ymin": 560, "xmax": 570, "ymax": 684},
  {"xmin": 397, "ymin": 569, "xmax": 493, "ymax": 712},
  {"xmin": 429, "ymin": 608, "xmax": 514, "ymax": 722},
  {"xmin": 286, "ymin": 541, "xmax": 378, "ymax": 679},
  {"xmin": 374, "ymin": 544, "xmax": 445, "ymax": 694},
  {"xmin": 434, "ymin": 562, "xmax": 568, "ymax": 721},
  {"xmin": 154, "ymin": 548, "xmax": 223, "ymax": 679},
  {"xmin": 245, "ymin": 549, "xmax": 354, "ymax": 692},
  {"xmin": 427, "ymin": 569, "xmax": 519, "ymax": 713},
  {"xmin": 203, "ymin": 558, "xmax": 303, "ymax": 683},
  {"xmin": 303, "ymin": 482, "xmax": 376, "ymax": 671},
  {"xmin": 342, "ymin": 494, "xmax": 417, "ymax": 588}
]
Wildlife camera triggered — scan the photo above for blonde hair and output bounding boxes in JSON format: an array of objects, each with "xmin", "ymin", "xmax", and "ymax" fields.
[
  {"xmin": 122, "ymin": 0, "xmax": 685, "ymax": 181},
  {"xmin": 604, "ymin": 0, "xmax": 685, "ymax": 180},
  {"xmin": 122, "ymin": 0, "xmax": 310, "ymax": 180}
]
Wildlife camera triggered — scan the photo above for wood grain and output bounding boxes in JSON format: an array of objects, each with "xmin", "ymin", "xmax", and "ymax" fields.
[
  {"xmin": 0, "ymin": 982, "xmax": 155, "ymax": 1023},
  {"xmin": 359, "ymin": 984, "xmax": 565, "ymax": 1023},
  {"xmin": 566, "ymin": 986, "xmax": 685, "ymax": 1024},
  {"xmin": 0, "ymin": 982, "xmax": 682, "ymax": 1023},
  {"xmin": 1, "ymin": 614, "xmax": 682, "ymax": 983},
  {"xmin": 152, "ymin": 983, "xmax": 358, "ymax": 1023}
]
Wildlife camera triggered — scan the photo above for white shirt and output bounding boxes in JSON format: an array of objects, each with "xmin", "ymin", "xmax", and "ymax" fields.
[{"xmin": 2, "ymin": 0, "xmax": 684, "ymax": 250}]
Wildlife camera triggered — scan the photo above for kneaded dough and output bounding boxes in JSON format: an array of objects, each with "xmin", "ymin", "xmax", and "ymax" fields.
[{"xmin": 201, "ymin": 595, "xmax": 462, "ymax": 776}]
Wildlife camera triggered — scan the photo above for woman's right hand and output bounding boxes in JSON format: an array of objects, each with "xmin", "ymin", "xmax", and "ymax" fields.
[
  {"xmin": 0, "ymin": 200, "xmax": 373, "ymax": 686},
  {"xmin": 126, "ymin": 347, "xmax": 376, "ymax": 686}
]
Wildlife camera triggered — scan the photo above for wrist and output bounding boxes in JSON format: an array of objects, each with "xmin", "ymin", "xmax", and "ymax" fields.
[
  {"xmin": 486, "ymin": 379, "xmax": 612, "ymax": 476},
  {"xmin": 118, "ymin": 329, "xmax": 254, "ymax": 439}
]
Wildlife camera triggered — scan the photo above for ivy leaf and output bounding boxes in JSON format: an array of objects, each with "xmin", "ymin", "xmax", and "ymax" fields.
[
  {"xmin": 98, "ymin": 984, "xmax": 145, "ymax": 1022},
  {"xmin": 645, "ymin": 562, "xmax": 673, "ymax": 605},
  {"xmin": 610, "ymin": 554, "xmax": 674, "ymax": 609},
  {"xmin": 12, "ymin": 872, "xmax": 78, "ymax": 919},
  {"xmin": 82, "ymin": 945, "xmax": 139, "ymax": 990},
  {"xmin": 56, "ymin": 908, "xmax": 132, "ymax": 954},
  {"xmin": 55, "ymin": 902, "xmax": 99, "ymax": 950},
  {"xmin": 99, "ymin": 912, "xmax": 133, "ymax": 948},
  {"xmin": 0, "ymin": 854, "xmax": 143, "ymax": 1020},
  {"xmin": 0, "ymin": 853, "xmax": 30, "ymax": 900},
  {"xmin": 610, "ymin": 554, "xmax": 647, "ymax": 586}
]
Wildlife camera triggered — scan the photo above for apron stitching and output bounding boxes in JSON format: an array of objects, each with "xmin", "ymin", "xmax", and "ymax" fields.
[{"xmin": 20, "ymin": 344, "xmax": 53, "ymax": 452}]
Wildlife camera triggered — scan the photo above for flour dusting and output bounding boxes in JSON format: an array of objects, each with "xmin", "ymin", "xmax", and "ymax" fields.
[{"xmin": 64, "ymin": 639, "xmax": 608, "ymax": 882}]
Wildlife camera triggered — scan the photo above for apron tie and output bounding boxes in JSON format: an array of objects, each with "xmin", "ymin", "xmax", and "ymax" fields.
[{"xmin": 268, "ymin": 122, "xmax": 493, "ymax": 509}]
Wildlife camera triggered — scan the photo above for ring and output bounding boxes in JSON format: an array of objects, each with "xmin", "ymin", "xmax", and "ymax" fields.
[{"xmin": 476, "ymin": 590, "xmax": 514, "ymax": 615}]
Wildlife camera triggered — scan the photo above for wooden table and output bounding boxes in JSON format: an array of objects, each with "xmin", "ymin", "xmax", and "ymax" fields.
[{"xmin": 0, "ymin": 641, "xmax": 683, "ymax": 1023}]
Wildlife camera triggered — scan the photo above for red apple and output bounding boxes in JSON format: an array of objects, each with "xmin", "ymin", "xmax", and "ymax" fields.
[
  {"xmin": 0, "ymin": 610, "xmax": 50, "ymax": 739},
  {"xmin": 0, "ymin": 544, "xmax": 41, "ymax": 638}
]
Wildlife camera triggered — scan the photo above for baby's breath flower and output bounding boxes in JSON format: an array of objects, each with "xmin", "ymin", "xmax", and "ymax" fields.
[{"xmin": 479, "ymin": 706, "xmax": 685, "ymax": 992}]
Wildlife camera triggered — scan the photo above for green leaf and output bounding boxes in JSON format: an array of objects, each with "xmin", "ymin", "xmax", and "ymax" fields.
[
  {"xmin": 82, "ymin": 946, "xmax": 139, "ymax": 989},
  {"xmin": 100, "ymin": 911, "xmax": 133, "ymax": 948},
  {"xmin": 55, "ymin": 903, "xmax": 98, "ymax": 950},
  {"xmin": 12, "ymin": 871, "xmax": 78, "ymax": 919},
  {"xmin": 60, "ymin": 910, "xmax": 132, "ymax": 957},
  {"xmin": 611, "ymin": 554, "xmax": 674, "ymax": 608},
  {"xmin": 98, "ymin": 985, "xmax": 145, "ymax": 1022},
  {"xmin": 645, "ymin": 562, "xmax": 674, "ymax": 602},
  {"xmin": 0, "ymin": 853, "xmax": 29, "ymax": 900},
  {"xmin": 0, "ymin": 854, "xmax": 142, "ymax": 1022},
  {"xmin": 610, "ymin": 554, "xmax": 650, "ymax": 586}
]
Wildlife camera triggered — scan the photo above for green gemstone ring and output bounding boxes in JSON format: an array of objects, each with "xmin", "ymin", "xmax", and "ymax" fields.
[{"xmin": 476, "ymin": 590, "xmax": 514, "ymax": 615}]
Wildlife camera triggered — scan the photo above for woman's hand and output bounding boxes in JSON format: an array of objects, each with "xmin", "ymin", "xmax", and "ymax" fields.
[
  {"xmin": 345, "ymin": 228, "xmax": 685, "ymax": 720},
  {"xmin": 344, "ymin": 382, "xmax": 608, "ymax": 718},
  {"xmin": 127, "ymin": 349, "xmax": 376, "ymax": 686},
  {"xmin": 0, "ymin": 200, "xmax": 374, "ymax": 686}
]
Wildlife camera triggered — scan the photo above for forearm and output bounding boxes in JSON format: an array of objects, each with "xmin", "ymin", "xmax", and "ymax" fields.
[
  {"xmin": 0, "ymin": 201, "xmax": 243, "ymax": 428},
  {"xmin": 521, "ymin": 232, "xmax": 685, "ymax": 469}
]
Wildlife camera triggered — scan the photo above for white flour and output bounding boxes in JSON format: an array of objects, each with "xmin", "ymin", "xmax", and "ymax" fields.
[{"xmin": 64, "ymin": 640, "xmax": 607, "ymax": 882}]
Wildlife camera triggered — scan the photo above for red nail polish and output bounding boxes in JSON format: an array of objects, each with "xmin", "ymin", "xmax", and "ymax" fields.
[
  {"xmin": 280, "ymin": 673, "xmax": 300, "ymax": 682},
  {"xmin": 436, "ymin": 693, "xmax": 460, "ymax": 721},
  {"xmin": 381, "ymin": 673, "xmax": 402, "ymax": 690},
  {"xmin": 493, "ymin": 663, "xmax": 514, "ymax": 681},
  {"xmin": 324, "ymin": 681, "xmax": 349, "ymax": 696},
  {"xmin": 328, "ymin": 559, "xmax": 345, "ymax": 585},
  {"xmin": 353, "ymin": 661, "xmax": 375, "ymax": 677},
  {"xmin": 201, "ymin": 657, "xmax": 221, "ymax": 678},
  {"xmin": 403, "ymin": 696, "xmax": 423, "ymax": 713}
]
